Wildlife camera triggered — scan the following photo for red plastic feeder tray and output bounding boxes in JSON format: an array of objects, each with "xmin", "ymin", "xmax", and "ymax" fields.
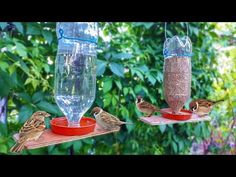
[
  {"xmin": 160, "ymin": 108, "xmax": 192, "ymax": 121},
  {"xmin": 50, "ymin": 117, "xmax": 96, "ymax": 136}
]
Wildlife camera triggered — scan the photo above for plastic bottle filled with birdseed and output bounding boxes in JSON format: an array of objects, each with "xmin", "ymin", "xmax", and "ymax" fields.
[
  {"xmin": 163, "ymin": 23, "xmax": 192, "ymax": 114},
  {"xmin": 54, "ymin": 22, "xmax": 98, "ymax": 127}
]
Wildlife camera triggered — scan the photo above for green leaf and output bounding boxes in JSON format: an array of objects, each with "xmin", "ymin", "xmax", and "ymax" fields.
[
  {"xmin": 0, "ymin": 144, "xmax": 8, "ymax": 154},
  {"xmin": 123, "ymin": 87, "xmax": 129, "ymax": 96},
  {"xmin": 31, "ymin": 79, "xmax": 40, "ymax": 90},
  {"xmin": 73, "ymin": 141, "xmax": 82, "ymax": 152},
  {"xmin": 103, "ymin": 93, "xmax": 112, "ymax": 107},
  {"xmin": 159, "ymin": 124, "xmax": 166, "ymax": 133},
  {"xmin": 36, "ymin": 101, "xmax": 61, "ymax": 115},
  {"xmin": 13, "ymin": 22, "xmax": 24, "ymax": 33},
  {"xmin": 26, "ymin": 23, "xmax": 41, "ymax": 35},
  {"xmin": 50, "ymin": 149, "xmax": 66, "ymax": 155},
  {"xmin": 15, "ymin": 42, "xmax": 27, "ymax": 58},
  {"xmin": 60, "ymin": 142, "xmax": 73, "ymax": 149},
  {"xmin": 18, "ymin": 92, "xmax": 32, "ymax": 103},
  {"xmin": 0, "ymin": 123, "xmax": 7, "ymax": 136},
  {"xmin": 133, "ymin": 22, "xmax": 154, "ymax": 29},
  {"xmin": 112, "ymin": 52, "xmax": 133, "ymax": 60},
  {"xmin": 178, "ymin": 141, "xmax": 184, "ymax": 151},
  {"xmin": 44, "ymin": 64, "xmax": 50, "ymax": 73},
  {"xmin": 5, "ymin": 51, "xmax": 21, "ymax": 61},
  {"xmin": 28, "ymin": 148, "xmax": 47, "ymax": 155},
  {"xmin": 42, "ymin": 30, "xmax": 53, "ymax": 45},
  {"xmin": 201, "ymin": 122, "xmax": 208, "ymax": 138},
  {"xmin": 134, "ymin": 69, "xmax": 144, "ymax": 80},
  {"xmin": 96, "ymin": 59, "xmax": 107, "ymax": 76},
  {"xmin": 147, "ymin": 73, "xmax": 156, "ymax": 85},
  {"xmin": 111, "ymin": 96, "xmax": 117, "ymax": 106},
  {"xmin": 229, "ymin": 47, "xmax": 236, "ymax": 58},
  {"xmin": 114, "ymin": 80, "xmax": 122, "ymax": 90},
  {"xmin": 103, "ymin": 78, "xmax": 113, "ymax": 93},
  {"xmin": 0, "ymin": 69, "xmax": 12, "ymax": 97},
  {"xmin": 172, "ymin": 141, "xmax": 178, "ymax": 153},
  {"xmin": 143, "ymin": 23, "xmax": 154, "ymax": 29},
  {"xmin": 120, "ymin": 106, "xmax": 129, "ymax": 118},
  {"xmin": 0, "ymin": 61, "xmax": 9, "ymax": 71},
  {"xmin": 18, "ymin": 105, "xmax": 34, "ymax": 124},
  {"xmin": 194, "ymin": 124, "xmax": 201, "ymax": 137},
  {"xmin": 192, "ymin": 27, "xmax": 199, "ymax": 36},
  {"xmin": 0, "ymin": 22, "xmax": 8, "ymax": 30},
  {"xmin": 17, "ymin": 60, "xmax": 29, "ymax": 74},
  {"xmin": 134, "ymin": 85, "xmax": 143, "ymax": 94},
  {"xmin": 156, "ymin": 72, "xmax": 163, "ymax": 82},
  {"xmin": 137, "ymin": 65, "xmax": 149, "ymax": 73},
  {"xmin": 109, "ymin": 62, "xmax": 124, "ymax": 78},
  {"xmin": 32, "ymin": 91, "xmax": 45, "ymax": 104},
  {"xmin": 24, "ymin": 78, "xmax": 32, "ymax": 85},
  {"xmin": 82, "ymin": 138, "xmax": 93, "ymax": 145}
]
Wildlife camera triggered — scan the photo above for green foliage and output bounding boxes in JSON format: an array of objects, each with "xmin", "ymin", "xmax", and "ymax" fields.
[{"xmin": 0, "ymin": 22, "xmax": 235, "ymax": 155}]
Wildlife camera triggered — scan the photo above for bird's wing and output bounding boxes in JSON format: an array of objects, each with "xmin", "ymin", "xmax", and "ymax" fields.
[
  {"xmin": 100, "ymin": 112, "xmax": 122, "ymax": 125},
  {"xmin": 19, "ymin": 117, "xmax": 45, "ymax": 137},
  {"xmin": 197, "ymin": 99, "xmax": 214, "ymax": 107},
  {"xmin": 140, "ymin": 101, "xmax": 158, "ymax": 110}
]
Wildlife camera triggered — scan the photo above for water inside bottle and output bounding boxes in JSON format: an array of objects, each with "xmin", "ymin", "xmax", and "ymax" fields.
[{"xmin": 54, "ymin": 53, "xmax": 96, "ymax": 127}]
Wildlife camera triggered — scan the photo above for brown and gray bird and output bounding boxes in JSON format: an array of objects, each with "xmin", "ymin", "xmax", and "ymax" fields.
[
  {"xmin": 10, "ymin": 111, "xmax": 51, "ymax": 153},
  {"xmin": 189, "ymin": 99, "xmax": 224, "ymax": 117},
  {"xmin": 91, "ymin": 107, "xmax": 132, "ymax": 131},
  {"xmin": 136, "ymin": 95, "xmax": 160, "ymax": 117}
]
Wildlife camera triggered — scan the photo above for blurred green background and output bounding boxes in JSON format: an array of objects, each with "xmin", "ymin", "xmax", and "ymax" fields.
[{"xmin": 0, "ymin": 22, "xmax": 235, "ymax": 155}]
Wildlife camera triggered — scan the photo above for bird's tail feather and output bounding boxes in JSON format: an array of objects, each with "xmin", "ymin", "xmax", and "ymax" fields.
[
  {"xmin": 122, "ymin": 122, "xmax": 133, "ymax": 125},
  {"xmin": 10, "ymin": 142, "xmax": 26, "ymax": 153},
  {"xmin": 210, "ymin": 99, "xmax": 225, "ymax": 104},
  {"xmin": 215, "ymin": 99, "xmax": 225, "ymax": 103},
  {"xmin": 155, "ymin": 107, "xmax": 160, "ymax": 112}
]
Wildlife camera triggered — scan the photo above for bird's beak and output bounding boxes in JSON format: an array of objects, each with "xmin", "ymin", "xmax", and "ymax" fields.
[{"xmin": 45, "ymin": 113, "xmax": 51, "ymax": 117}]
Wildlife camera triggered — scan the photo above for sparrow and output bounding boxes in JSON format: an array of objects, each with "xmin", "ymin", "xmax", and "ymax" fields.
[
  {"xmin": 136, "ymin": 95, "xmax": 160, "ymax": 117},
  {"xmin": 91, "ymin": 107, "xmax": 133, "ymax": 131},
  {"xmin": 10, "ymin": 111, "xmax": 51, "ymax": 153},
  {"xmin": 189, "ymin": 99, "xmax": 224, "ymax": 117}
]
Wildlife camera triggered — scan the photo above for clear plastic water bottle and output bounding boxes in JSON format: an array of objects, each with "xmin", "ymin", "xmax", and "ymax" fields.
[{"xmin": 54, "ymin": 22, "xmax": 98, "ymax": 127}]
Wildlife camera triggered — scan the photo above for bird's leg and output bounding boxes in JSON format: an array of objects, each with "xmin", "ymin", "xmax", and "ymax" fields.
[
  {"xmin": 147, "ymin": 112, "xmax": 153, "ymax": 117},
  {"xmin": 199, "ymin": 114, "xmax": 208, "ymax": 118}
]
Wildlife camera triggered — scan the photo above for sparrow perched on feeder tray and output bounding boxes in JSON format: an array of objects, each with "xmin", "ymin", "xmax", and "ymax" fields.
[
  {"xmin": 136, "ymin": 95, "xmax": 160, "ymax": 117},
  {"xmin": 189, "ymin": 99, "xmax": 224, "ymax": 117},
  {"xmin": 91, "ymin": 107, "xmax": 133, "ymax": 131},
  {"xmin": 10, "ymin": 111, "xmax": 51, "ymax": 153}
]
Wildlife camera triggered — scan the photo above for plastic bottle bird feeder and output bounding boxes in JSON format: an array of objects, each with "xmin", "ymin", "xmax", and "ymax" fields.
[
  {"xmin": 52, "ymin": 22, "xmax": 98, "ymax": 135},
  {"xmin": 140, "ymin": 23, "xmax": 211, "ymax": 125},
  {"xmin": 12, "ymin": 23, "xmax": 120, "ymax": 150},
  {"xmin": 161, "ymin": 33, "xmax": 192, "ymax": 120}
]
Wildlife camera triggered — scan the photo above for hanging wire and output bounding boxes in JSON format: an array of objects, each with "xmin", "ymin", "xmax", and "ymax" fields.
[
  {"xmin": 165, "ymin": 22, "xmax": 167, "ymax": 39},
  {"xmin": 186, "ymin": 22, "xmax": 189, "ymax": 37},
  {"xmin": 164, "ymin": 22, "xmax": 189, "ymax": 39}
]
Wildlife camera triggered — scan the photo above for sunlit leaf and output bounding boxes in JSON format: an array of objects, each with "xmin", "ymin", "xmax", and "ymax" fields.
[
  {"xmin": 96, "ymin": 59, "xmax": 107, "ymax": 76},
  {"xmin": 109, "ymin": 62, "xmax": 124, "ymax": 78},
  {"xmin": 103, "ymin": 78, "xmax": 113, "ymax": 93},
  {"xmin": 13, "ymin": 22, "xmax": 24, "ymax": 34},
  {"xmin": 18, "ymin": 105, "xmax": 34, "ymax": 124},
  {"xmin": 15, "ymin": 42, "xmax": 27, "ymax": 58},
  {"xmin": 42, "ymin": 30, "xmax": 53, "ymax": 45},
  {"xmin": 159, "ymin": 124, "xmax": 166, "ymax": 133}
]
